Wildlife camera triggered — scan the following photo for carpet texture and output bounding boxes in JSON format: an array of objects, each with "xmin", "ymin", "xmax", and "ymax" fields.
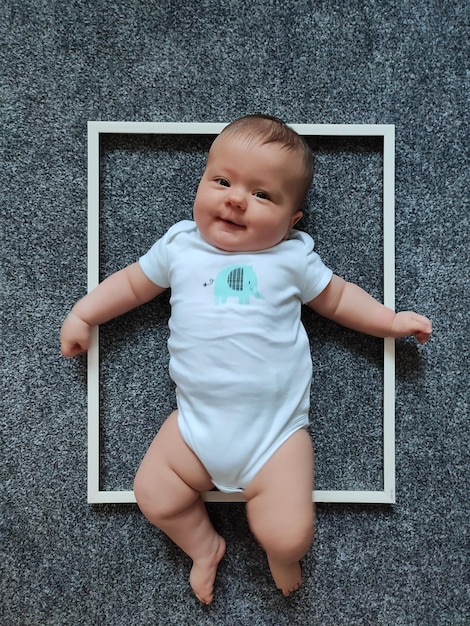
[{"xmin": 1, "ymin": 1, "xmax": 468, "ymax": 624}]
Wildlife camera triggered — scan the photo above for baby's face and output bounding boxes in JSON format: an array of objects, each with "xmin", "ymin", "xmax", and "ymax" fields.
[{"xmin": 193, "ymin": 133, "xmax": 304, "ymax": 252}]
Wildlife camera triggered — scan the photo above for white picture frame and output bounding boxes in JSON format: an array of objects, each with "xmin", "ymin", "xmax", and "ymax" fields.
[{"xmin": 87, "ymin": 121, "xmax": 395, "ymax": 505}]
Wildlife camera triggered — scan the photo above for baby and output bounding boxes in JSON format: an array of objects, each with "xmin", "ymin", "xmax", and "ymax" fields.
[{"xmin": 61, "ymin": 115, "xmax": 432, "ymax": 603}]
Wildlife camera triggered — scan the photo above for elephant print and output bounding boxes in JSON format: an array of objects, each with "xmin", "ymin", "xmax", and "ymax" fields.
[{"xmin": 214, "ymin": 264, "xmax": 264, "ymax": 304}]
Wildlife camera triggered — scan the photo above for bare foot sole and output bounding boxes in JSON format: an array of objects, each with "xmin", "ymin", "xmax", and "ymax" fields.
[
  {"xmin": 268, "ymin": 557, "xmax": 303, "ymax": 597},
  {"xmin": 190, "ymin": 534, "xmax": 226, "ymax": 604}
]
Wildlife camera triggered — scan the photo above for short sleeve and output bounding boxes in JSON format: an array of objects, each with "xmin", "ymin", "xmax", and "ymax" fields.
[
  {"xmin": 291, "ymin": 230, "xmax": 333, "ymax": 303},
  {"xmin": 139, "ymin": 221, "xmax": 194, "ymax": 288}
]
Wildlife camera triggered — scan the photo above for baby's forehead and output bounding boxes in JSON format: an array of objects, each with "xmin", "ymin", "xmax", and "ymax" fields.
[
  {"xmin": 208, "ymin": 131, "xmax": 292, "ymax": 161},
  {"xmin": 215, "ymin": 128, "xmax": 273, "ymax": 146}
]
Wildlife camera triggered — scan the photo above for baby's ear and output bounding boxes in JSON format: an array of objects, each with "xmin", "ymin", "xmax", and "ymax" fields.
[{"xmin": 290, "ymin": 211, "xmax": 303, "ymax": 228}]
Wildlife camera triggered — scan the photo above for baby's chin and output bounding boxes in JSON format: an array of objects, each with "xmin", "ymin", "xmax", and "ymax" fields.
[
  {"xmin": 197, "ymin": 226, "xmax": 247, "ymax": 252},
  {"xmin": 204, "ymin": 236, "xmax": 249, "ymax": 253},
  {"xmin": 197, "ymin": 221, "xmax": 284, "ymax": 253},
  {"xmin": 205, "ymin": 236, "xmax": 280, "ymax": 254}
]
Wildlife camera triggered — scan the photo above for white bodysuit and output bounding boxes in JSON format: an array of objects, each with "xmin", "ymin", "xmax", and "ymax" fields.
[{"xmin": 139, "ymin": 220, "xmax": 332, "ymax": 492}]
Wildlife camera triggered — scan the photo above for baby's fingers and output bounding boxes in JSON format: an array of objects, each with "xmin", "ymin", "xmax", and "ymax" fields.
[
  {"xmin": 414, "ymin": 331, "xmax": 430, "ymax": 344},
  {"xmin": 391, "ymin": 311, "xmax": 432, "ymax": 342},
  {"xmin": 412, "ymin": 314, "xmax": 432, "ymax": 344},
  {"xmin": 60, "ymin": 313, "xmax": 91, "ymax": 357},
  {"xmin": 61, "ymin": 340, "xmax": 88, "ymax": 357}
]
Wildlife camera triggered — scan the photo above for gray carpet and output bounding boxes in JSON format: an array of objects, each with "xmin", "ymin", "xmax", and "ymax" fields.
[{"xmin": 1, "ymin": 1, "xmax": 468, "ymax": 624}]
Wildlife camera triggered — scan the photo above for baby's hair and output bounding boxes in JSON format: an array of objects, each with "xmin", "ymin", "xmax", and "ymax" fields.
[{"xmin": 219, "ymin": 114, "xmax": 314, "ymax": 207}]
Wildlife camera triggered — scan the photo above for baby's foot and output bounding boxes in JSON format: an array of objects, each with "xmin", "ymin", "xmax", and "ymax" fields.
[
  {"xmin": 190, "ymin": 534, "xmax": 226, "ymax": 604},
  {"xmin": 267, "ymin": 557, "xmax": 303, "ymax": 597}
]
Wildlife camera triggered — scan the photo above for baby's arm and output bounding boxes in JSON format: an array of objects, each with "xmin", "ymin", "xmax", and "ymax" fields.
[
  {"xmin": 61, "ymin": 262, "xmax": 166, "ymax": 357},
  {"xmin": 308, "ymin": 275, "xmax": 432, "ymax": 344}
]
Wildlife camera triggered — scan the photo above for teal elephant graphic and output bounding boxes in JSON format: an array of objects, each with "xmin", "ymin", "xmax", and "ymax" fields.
[{"xmin": 214, "ymin": 265, "xmax": 264, "ymax": 304}]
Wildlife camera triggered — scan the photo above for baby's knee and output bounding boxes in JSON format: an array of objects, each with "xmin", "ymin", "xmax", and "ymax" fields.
[
  {"xmin": 133, "ymin": 471, "xmax": 153, "ymax": 514},
  {"xmin": 133, "ymin": 471, "xmax": 167, "ymax": 522},
  {"xmin": 254, "ymin": 515, "xmax": 314, "ymax": 561},
  {"xmin": 276, "ymin": 520, "xmax": 314, "ymax": 559},
  {"xmin": 134, "ymin": 468, "xmax": 190, "ymax": 525}
]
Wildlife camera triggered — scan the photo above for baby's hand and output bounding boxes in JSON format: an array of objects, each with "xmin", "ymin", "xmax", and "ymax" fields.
[
  {"xmin": 60, "ymin": 312, "xmax": 92, "ymax": 357},
  {"xmin": 390, "ymin": 311, "xmax": 432, "ymax": 344}
]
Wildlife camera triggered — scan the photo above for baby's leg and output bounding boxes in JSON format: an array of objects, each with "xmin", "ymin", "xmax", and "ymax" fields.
[
  {"xmin": 134, "ymin": 411, "xmax": 225, "ymax": 604},
  {"xmin": 244, "ymin": 428, "xmax": 314, "ymax": 596}
]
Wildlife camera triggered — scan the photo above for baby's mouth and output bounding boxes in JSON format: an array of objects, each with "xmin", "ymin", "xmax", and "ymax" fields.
[{"xmin": 218, "ymin": 217, "xmax": 246, "ymax": 230}]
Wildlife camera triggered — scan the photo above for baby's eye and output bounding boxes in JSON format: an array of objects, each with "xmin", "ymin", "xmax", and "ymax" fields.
[
  {"xmin": 215, "ymin": 178, "xmax": 230, "ymax": 187},
  {"xmin": 254, "ymin": 190, "xmax": 269, "ymax": 200}
]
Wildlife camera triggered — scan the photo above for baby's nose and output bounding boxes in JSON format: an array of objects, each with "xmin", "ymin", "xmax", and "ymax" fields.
[{"xmin": 226, "ymin": 187, "xmax": 247, "ymax": 209}]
